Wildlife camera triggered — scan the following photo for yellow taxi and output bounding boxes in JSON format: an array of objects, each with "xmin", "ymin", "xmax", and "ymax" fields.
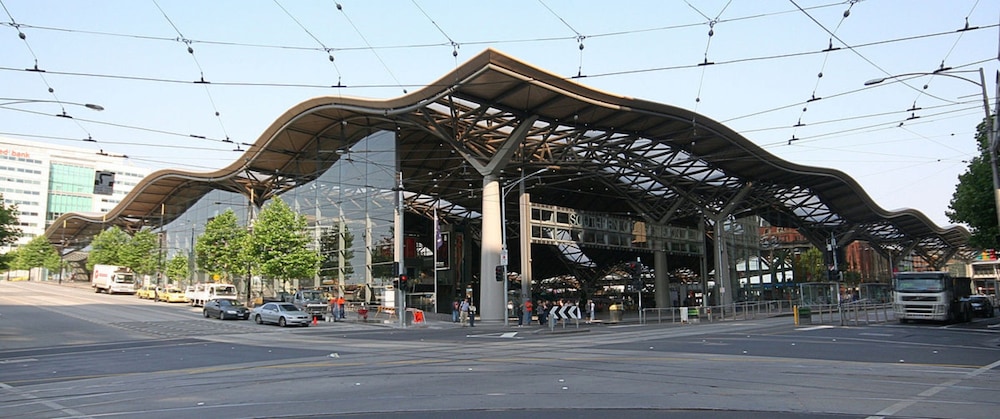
[
  {"xmin": 157, "ymin": 287, "xmax": 190, "ymax": 303},
  {"xmin": 136, "ymin": 285, "xmax": 158, "ymax": 300}
]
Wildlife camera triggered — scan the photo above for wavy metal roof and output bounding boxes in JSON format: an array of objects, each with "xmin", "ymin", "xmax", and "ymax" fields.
[{"xmin": 46, "ymin": 48, "xmax": 973, "ymax": 266}]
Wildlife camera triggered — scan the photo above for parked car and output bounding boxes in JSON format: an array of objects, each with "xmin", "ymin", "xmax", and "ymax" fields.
[
  {"xmin": 157, "ymin": 288, "xmax": 190, "ymax": 303},
  {"xmin": 963, "ymin": 295, "xmax": 995, "ymax": 318},
  {"xmin": 251, "ymin": 302, "xmax": 311, "ymax": 327},
  {"xmin": 136, "ymin": 285, "xmax": 158, "ymax": 300},
  {"xmin": 203, "ymin": 298, "xmax": 250, "ymax": 320}
]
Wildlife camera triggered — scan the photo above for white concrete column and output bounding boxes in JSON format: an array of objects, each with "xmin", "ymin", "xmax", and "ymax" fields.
[
  {"xmin": 480, "ymin": 175, "xmax": 503, "ymax": 321},
  {"xmin": 519, "ymin": 192, "xmax": 533, "ymax": 309},
  {"xmin": 654, "ymin": 249, "xmax": 669, "ymax": 307}
]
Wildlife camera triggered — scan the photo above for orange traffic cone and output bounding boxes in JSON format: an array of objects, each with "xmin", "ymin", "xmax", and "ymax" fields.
[{"xmin": 312, "ymin": 316, "xmax": 318, "ymax": 326}]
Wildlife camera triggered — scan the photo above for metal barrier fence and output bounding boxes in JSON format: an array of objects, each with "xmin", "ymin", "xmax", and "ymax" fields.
[
  {"xmin": 805, "ymin": 302, "xmax": 894, "ymax": 326},
  {"xmin": 639, "ymin": 300, "xmax": 894, "ymax": 326},
  {"xmin": 640, "ymin": 300, "xmax": 796, "ymax": 324}
]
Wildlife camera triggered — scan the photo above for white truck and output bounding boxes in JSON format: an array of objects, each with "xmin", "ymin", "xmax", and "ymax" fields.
[
  {"xmin": 91, "ymin": 264, "xmax": 137, "ymax": 294},
  {"xmin": 186, "ymin": 283, "xmax": 238, "ymax": 307},
  {"xmin": 291, "ymin": 289, "xmax": 330, "ymax": 321},
  {"xmin": 894, "ymin": 271, "xmax": 973, "ymax": 323}
]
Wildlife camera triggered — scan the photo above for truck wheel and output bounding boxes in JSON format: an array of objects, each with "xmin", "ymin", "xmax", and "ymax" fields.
[
  {"xmin": 254, "ymin": 314, "xmax": 263, "ymax": 324},
  {"xmin": 279, "ymin": 317, "xmax": 287, "ymax": 327}
]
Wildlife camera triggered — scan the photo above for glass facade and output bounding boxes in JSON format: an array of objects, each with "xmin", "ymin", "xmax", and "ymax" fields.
[
  {"xmin": 47, "ymin": 163, "xmax": 95, "ymax": 222},
  {"xmin": 161, "ymin": 130, "xmax": 398, "ymax": 302}
]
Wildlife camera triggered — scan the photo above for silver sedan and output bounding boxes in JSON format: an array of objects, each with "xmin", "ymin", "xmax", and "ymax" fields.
[{"xmin": 251, "ymin": 302, "xmax": 312, "ymax": 327}]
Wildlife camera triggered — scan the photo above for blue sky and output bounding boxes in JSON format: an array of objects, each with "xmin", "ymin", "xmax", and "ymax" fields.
[{"xmin": 2, "ymin": 0, "xmax": 998, "ymax": 227}]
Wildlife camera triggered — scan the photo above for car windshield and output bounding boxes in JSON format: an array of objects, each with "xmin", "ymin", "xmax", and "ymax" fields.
[
  {"xmin": 278, "ymin": 304, "xmax": 299, "ymax": 312},
  {"xmin": 301, "ymin": 291, "xmax": 324, "ymax": 300},
  {"xmin": 221, "ymin": 300, "xmax": 244, "ymax": 307}
]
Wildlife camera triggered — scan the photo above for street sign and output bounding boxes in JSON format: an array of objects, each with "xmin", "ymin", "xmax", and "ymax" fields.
[{"xmin": 549, "ymin": 305, "xmax": 581, "ymax": 320}]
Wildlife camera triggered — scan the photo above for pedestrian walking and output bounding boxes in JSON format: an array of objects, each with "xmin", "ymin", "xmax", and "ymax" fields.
[
  {"xmin": 469, "ymin": 301, "xmax": 477, "ymax": 327},
  {"xmin": 336, "ymin": 295, "xmax": 346, "ymax": 320},
  {"xmin": 524, "ymin": 300, "xmax": 533, "ymax": 326},
  {"xmin": 334, "ymin": 295, "xmax": 337, "ymax": 322},
  {"xmin": 516, "ymin": 302, "xmax": 524, "ymax": 327},
  {"xmin": 537, "ymin": 300, "xmax": 549, "ymax": 325},
  {"xmin": 460, "ymin": 298, "xmax": 470, "ymax": 326},
  {"xmin": 587, "ymin": 300, "xmax": 596, "ymax": 324},
  {"xmin": 452, "ymin": 299, "xmax": 460, "ymax": 323}
]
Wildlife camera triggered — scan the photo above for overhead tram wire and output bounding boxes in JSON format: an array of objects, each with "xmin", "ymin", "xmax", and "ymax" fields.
[
  {"xmin": 1, "ymin": 0, "xmax": 98, "ymax": 140},
  {"xmin": 0, "ymin": 7, "xmax": 990, "ymax": 91},
  {"xmin": 411, "ymin": 0, "xmax": 461, "ymax": 64},
  {"xmin": 152, "ymin": 0, "xmax": 235, "ymax": 148},
  {"xmin": 0, "ymin": 4, "xmax": 992, "ymax": 172},
  {"xmin": 334, "ymin": 1, "xmax": 407, "ymax": 94},
  {"xmin": 537, "ymin": 0, "xmax": 588, "ymax": 77},
  {"xmin": 273, "ymin": 0, "xmax": 344, "ymax": 87},
  {"xmin": 787, "ymin": 0, "xmax": 860, "ymax": 145},
  {"xmin": 685, "ymin": 0, "xmax": 733, "ymax": 113}
]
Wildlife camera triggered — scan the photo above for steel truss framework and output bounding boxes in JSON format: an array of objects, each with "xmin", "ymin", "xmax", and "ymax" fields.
[{"xmin": 46, "ymin": 49, "xmax": 974, "ymax": 270}]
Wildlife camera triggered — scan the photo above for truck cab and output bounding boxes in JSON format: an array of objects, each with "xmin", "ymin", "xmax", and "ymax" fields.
[
  {"xmin": 292, "ymin": 289, "xmax": 329, "ymax": 320},
  {"xmin": 894, "ymin": 271, "xmax": 973, "ymax": 323}
]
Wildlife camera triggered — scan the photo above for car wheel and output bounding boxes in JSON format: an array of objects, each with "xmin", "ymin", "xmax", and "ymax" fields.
[
  {"xmin": 219, "ymin": 311, "xmax": 226, "ymax": 320},
  {"xmin": 203, "ymin": 310, "xmax": 209, "ymax": 318},
  {"xmin": 254, "ymin": 314, "xmax": 263, "ymax": 324},
  {"xmin": 278, "ymin": 317, "xmax": 287, "ymax": 327}
]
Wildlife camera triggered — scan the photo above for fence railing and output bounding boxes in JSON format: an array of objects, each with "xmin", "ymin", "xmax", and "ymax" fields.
[{"xmin": 638, "ymin": 300, "xmax": 894, "ymax": 326}]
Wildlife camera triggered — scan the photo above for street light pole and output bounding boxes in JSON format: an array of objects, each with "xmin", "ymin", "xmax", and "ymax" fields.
[
  {"xmin": 500, "ymin": 167, "xmax": 550, "ymax": 327},
  {"xmin": 0, "ymin": 98, "xmax": 105, "ymax": 117},
  {"xmin": 865, "ymin": 67, "xmax": 1000, "ymax": 240}
]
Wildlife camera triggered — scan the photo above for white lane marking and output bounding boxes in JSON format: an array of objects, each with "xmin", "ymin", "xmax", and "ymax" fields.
[
  {"xmin": 0, "ymin": 358, "xmax": 38, "ymax": 364},
  {"xmin": 795, "ymin": 325, "xmax": 836, "ymax": 331},
  {"xmin": 866, "ymin": 358, "xmax": 1000, "ymax": 419},
  {"xmin": 0, "ymin": 382, "xmax": 91, "ymax": 418}
]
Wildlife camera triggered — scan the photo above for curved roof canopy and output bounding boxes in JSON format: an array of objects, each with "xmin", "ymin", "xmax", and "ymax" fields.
[{"xmin": 47, "ymin": 49, "xmax": 973, "ymax": 266}]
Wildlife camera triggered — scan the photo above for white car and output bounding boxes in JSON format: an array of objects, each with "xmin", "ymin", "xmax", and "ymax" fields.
[{"xmin": 251, "ymin": 302, "xmax": 312, "ymax": 327}]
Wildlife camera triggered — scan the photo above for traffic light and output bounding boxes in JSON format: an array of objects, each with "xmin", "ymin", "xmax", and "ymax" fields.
[
  {"xmin": 626, "ymin": 261, "xmax": 641, "ymax": 281},
  {"xmin": 495, "ymin": 265, "xmax": 505, "ymax": 282},
  {"xmin": 398, "ymin": 274, "xmax": 408, "ymax": 289}
]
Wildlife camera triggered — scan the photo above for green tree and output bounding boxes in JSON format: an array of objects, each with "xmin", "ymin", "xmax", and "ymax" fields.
[
  {"xmin": 13, "ymin": 236, "xmax": 61, "ymax": 272},
  {"xmin": 247, "ymin": 197, "xmax": 319, "ymax": 288},
  {"xmin": 165, "ymin": 254, "xmax": 190, "ymax": 286},
  {"xmin": 319, "ymin": 223, "xmax": 354, "ymax": 284},
  {"xmin": 86, "ymin": 226, "xmax": 161, "ymax": 276},
  {"xmin": 123, "ymin": 229, "xmax": 160, "ymax": 277},
  {"xmin": 0, "ymin": 195, "xmax": 22, "ymax": 270},
  {"xmin": 87, "ymin": 227, "xmax": 132, "ymax": 271},
  {"xmin": 796, "ymin": 247, "xmax": 826, "ymax": 282},
  {"xmin": 947, "ymin": 120, "xmax": 998, "ymax": 249},
  {"xmin": 196, "ymin": 209, "xmax": 246, "ymax": 282}
]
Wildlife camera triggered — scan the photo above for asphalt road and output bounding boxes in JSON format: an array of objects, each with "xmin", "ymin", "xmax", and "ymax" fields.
[{"xmin": 2, "ymin": 280, "xmax": 999, "ymax": 418}]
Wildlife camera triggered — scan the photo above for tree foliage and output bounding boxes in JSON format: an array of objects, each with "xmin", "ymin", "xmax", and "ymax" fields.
[
  {"xmin": 0, "ymin": 195, "xmax": 22, "ymax": 270},
  {"xmin": 12, "ymin": 236, "xmax": 60, "ymax": 271},
  {"xmin": 165, "ymin": 254, "xmax": 190, "ymax": 285},
  {"xmin": 87, "ymin": 227, "xmax": 132, "ymax": 271},
  {"xmin": 124, "ymin": 229, "xmax": 160, "ymax": 277},
  {"xmin": 796, "ymin": 247, "xmax": 827, "ymax": 282},
  {"xmin": 947, "ymin": 120, "xmax": 998, "ymax": 249},
  {"xmin": 195, "ymin": 209, "xmax": 246, "ymax": 282},
  {"xmin": 247, "ymin": 197, "xmax": 319, "ymax": 285},
  {"xmin": 87, "ymin": 226, "xmax": 161, "ymax": 275}
]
